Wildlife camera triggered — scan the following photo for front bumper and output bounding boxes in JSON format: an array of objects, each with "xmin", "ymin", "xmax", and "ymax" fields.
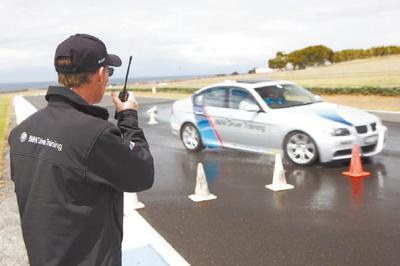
[{"xmin": 318, "ymin": 125, "xmax": 388, "ymax": 163}]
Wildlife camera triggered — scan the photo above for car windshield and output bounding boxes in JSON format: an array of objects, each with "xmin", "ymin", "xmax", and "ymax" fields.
[{"xmin": 255, "ymin": 84, "xmax": 319, "ymax": 109}]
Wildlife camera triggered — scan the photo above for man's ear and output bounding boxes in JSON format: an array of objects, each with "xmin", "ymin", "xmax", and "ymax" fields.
[
  {"xmin": 96, "ymin": 67, "xmax": 105, "ymax": 82},
  {"xmin": 99, "ymin": 67, "xmax": 104, "ymax": 77}
]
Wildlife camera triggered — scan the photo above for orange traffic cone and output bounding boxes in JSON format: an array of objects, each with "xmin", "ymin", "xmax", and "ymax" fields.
[{"xmin": 342, "ymin": 144, "xmax": 370, "ymax": 178}]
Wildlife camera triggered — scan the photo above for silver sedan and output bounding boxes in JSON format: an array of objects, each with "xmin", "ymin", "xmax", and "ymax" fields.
[{"xmin": 170, "ymin": 80, "xmax": 387, "ymax": 166}]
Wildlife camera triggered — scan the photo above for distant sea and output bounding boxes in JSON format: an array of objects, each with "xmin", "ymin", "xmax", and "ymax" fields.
[{"xmin": 0, "ymin": 74, "xmax": 209, "ymax": 93}]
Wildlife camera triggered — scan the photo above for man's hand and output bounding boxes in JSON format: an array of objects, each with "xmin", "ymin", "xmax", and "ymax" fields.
[{"xmin": 111, "ymin": 91, "xmax": 138, "ymax": 112}]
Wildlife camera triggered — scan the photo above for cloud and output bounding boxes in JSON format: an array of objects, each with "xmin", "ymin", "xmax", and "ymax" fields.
[{"xmin": 0, "ymin": 0, "xmax": 399, "ymax": 82}]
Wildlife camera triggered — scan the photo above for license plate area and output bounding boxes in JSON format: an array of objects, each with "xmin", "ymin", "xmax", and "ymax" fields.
[{"xmin": 364, "ymin": 135, "xmax": 378, "ymax": 144}]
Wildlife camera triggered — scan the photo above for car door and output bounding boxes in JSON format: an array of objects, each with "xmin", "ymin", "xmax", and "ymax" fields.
[
  {"xmin": 221, "ymin": 87, "xmax": 269, "ymax": 150},
  {"xmin": 192, "ymin": 87, "xmax": 229, "ymax": 148}
]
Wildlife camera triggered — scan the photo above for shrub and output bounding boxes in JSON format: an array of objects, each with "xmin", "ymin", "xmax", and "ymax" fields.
[
  {"xmin": 269, "ymin": 45, "xmax": 400, "ymax": 67},
  {"xmin": 307, "ymin": 87, "xmax": 400, "ymax": 96}
]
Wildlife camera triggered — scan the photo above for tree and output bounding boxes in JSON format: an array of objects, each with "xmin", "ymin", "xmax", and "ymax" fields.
[
  {"xmin": 269, "ymin": 45, "xmax": 400, "ymax": 70},
  {"xmin": 288, "ymin": 45, "xmax": 333, "ymax": 68},
  {"xmin": 268, "ymin": 51, "xmax": 287, "ymax": 70},
  {"xmin": 333, "ymin": 46, "xmax": 400, "ymax": 63},
  {"xmin": 248, "ymin": 68, "xmax": 256, "ymax": 74},
  {"xmin": 287, "ymin": 50, "xmax": 306, "ymax": 69}
]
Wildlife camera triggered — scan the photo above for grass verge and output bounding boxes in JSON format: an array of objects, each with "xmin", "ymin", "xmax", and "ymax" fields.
[
  {"xmin": 107, "ymin": 89, "xmax": 400, "ymax": 111},
  {"xmin": 0, "ymin": 96, "xmax": 11, "ymax": 186}
]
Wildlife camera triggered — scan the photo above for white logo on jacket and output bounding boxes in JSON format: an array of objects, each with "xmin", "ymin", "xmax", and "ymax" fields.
[
  {"xmin": 19, "ymin": 132, "xmax": 63, "ymax": 151},
  {"xmin": 129, "ymin": 141, "xmax": 135, "ymax": 150},
  {"xmin": 20, "ymin": 132, "xmax": 27, "ymax": 142}
]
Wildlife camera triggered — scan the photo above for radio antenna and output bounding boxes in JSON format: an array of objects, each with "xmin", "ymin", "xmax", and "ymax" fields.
[{"xmin": 119, "ymin": 56, "xmax": 133, "ymax": 102}]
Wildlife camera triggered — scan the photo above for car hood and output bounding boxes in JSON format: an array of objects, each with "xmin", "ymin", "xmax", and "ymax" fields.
[{"xmin": 272, "ymin": 102, "xmax": 378, "ymax": 127}]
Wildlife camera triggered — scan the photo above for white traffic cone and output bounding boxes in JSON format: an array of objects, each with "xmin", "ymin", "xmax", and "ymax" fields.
[
  {"xmin": 266, "ymin": 153, "xmax": 294, "ymax": 191},
  {"xmin": 124, "ymin": 192, "xmax": 145, "ymax": 216},
  {"xmin": 147, "ymin": 106, "xmax": 158, "ymax": 125},
  {"xmin": 189, "ymin": 163, "xmax": 217, "ymax": 202},
  {"xmin": 151, "ymin": 87, "xmax": 157, "ymax": 94}
]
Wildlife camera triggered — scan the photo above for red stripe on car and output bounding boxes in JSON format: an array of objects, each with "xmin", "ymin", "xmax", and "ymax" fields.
[{"xmin": 203, "ymin": 107, "xmax": 224, "ymax": 147}]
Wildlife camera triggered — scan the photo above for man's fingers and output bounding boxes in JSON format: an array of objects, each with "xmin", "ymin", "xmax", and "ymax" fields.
[
  {"xmin": 112, "ymin": 91, "xmax": 137, "ymax": 111},
  {"xmin": 111, "ymin": 91, "xmax": 120, "ymax": 105},
  {"xmin": 127, "ymin": 92, "xmax": 136, "ymax": 102}
]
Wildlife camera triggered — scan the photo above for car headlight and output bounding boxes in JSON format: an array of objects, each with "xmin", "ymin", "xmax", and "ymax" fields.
[{"xmin": 331, "ymin": 128, "xmax": 350, "ymax": 136}]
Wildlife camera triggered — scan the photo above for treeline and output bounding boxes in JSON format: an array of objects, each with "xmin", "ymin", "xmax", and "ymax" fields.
[
  {"xmin": 333, "ymin": 46, "xmax": 400, "ymax": 62},
  {"xmin": 268, "ymin": 45, "xmax": 400, "ymax": 70}
]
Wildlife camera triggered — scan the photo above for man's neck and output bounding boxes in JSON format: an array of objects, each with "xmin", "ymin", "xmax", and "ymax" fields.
[{"xmin": 72, "ymin": 85, "xmax": 96, "ymax": 104}]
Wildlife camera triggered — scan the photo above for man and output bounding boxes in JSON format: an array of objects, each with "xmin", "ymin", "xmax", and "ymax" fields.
[
  {"xmin": 264, "ymin": 86, "xmax": 286, "ymax": 105},
  {"xmin": 8, "ymin": 33, "xmax": 154, "ymax": 265}
]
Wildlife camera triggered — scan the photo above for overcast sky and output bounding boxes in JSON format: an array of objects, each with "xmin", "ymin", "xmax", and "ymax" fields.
[{"xmin": 0, "ymin": 0, "xmax": 399, "ymax": 83}]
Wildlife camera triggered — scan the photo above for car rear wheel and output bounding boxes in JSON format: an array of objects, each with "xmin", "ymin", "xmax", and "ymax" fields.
[
  {"xmin": 181, "ymin": 123, "xmax": 204, "ymax": 152},
  {"xmin": 284, "ymin": 131, "xmax": 318, "ymax": 166}
]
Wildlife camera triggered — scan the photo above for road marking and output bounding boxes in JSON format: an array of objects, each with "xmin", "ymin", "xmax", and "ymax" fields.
[{"xmin": 13, "ymin": 96, "xmax": 37, "ymax": 124}]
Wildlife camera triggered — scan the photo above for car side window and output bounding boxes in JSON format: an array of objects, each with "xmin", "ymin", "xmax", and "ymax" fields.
[
  {"xmin": 193, "ymin": 93, "xmax": 204, "ymax": 106},
  {"xmin": 229, "ymin": 88, "xmax": 257, "ymax": 110},
  {"xmin": 202, "ymin": 87, "xmax": 228, "ymax": 108}
]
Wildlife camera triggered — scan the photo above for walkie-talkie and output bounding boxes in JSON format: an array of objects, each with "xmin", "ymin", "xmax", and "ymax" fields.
[
  {"xmin": 115, "ymin": 56, "xmax": 132, "ymax": 119},
  {"xmin": 119, "ymin": 56, "xmax": 133, "ymax": 102}
]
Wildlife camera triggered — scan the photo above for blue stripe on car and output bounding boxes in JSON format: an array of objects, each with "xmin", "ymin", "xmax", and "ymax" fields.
[
  {"xmin": 193, "ymin": 105, "xmax": 220, "ymax": 148},
  {"xmin": 317, "ymin": 109, "xmax": 353, "ymax": 126}
]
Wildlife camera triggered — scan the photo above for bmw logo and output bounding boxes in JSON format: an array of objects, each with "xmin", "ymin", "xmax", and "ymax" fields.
[{"xmin": 20, "ymin": 132, "xmax": 27, "ymax": 142}]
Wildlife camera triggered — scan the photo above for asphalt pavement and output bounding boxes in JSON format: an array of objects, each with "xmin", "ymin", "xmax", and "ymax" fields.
[{"xmin": 21, "ymin": 95, "xmax": 400, "ymax": 265}]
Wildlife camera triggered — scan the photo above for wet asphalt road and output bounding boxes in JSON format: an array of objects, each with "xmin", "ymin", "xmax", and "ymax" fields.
[{"xmin": 26, "ymin": 95, "xmax": 400, "ymax": 266}]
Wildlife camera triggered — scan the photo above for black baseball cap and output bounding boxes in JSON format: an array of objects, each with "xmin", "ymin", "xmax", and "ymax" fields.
[{"xmin": 54, "ymin": 33, "xmax": 122, "ymax": 73}]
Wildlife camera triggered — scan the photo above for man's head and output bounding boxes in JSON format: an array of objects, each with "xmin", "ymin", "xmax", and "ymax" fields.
[
  {"xmin": 267, "ymin": 87, "xmax": 281, "ymax": 100},
  {"xmin": 54, "ymin": 34, "xmax": 122, "ymax": 102}
]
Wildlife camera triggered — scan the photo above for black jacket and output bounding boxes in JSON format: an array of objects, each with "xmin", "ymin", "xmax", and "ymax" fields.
[{"xmin": 8, "ymin": 86, "xmax": 154, "ymax": 266}]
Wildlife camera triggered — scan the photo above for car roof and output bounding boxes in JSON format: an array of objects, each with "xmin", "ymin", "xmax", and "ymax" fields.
[
  {"xmin": 196, "ymin": 79, "xmax": 294, "ymax": 93},
  {"xmin": 236, "ymin": 79, "xmax": 276, "ymax": 84}
]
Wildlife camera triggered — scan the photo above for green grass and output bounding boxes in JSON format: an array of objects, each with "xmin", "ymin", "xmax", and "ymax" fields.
[
  {"xmin": 105, "ymin": 55, "xmax": 400, "ymax": 110},
  {"xmin": 109, "ymin": 86, "xmax": 400, "ymax": 96},
  {"xmin": 0, "ymin": 96, "xmax": 11, "ymax": 173},
  {"xmin": 113, "ymin": 54, "xmax": 400, "ymax": 91}
]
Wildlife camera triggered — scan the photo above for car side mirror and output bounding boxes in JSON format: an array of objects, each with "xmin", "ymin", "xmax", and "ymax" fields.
[{"xmin": 244, "ymin": 104, "xmax": 260, "ymax": 112}]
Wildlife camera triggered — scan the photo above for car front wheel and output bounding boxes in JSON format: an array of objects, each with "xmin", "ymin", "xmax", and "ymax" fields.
[
  {"xmin": 180, "ymin": 123, "xmax": 204, "ymax": 152},
  {"xmin": 284, "ymin": 131, "xmax": 318, "ymax": 166}
]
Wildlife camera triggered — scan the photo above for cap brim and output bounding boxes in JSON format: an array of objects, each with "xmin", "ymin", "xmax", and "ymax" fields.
[{"xmin": 106, "ymin": 54, "xmax": 122, "ymax": 67}]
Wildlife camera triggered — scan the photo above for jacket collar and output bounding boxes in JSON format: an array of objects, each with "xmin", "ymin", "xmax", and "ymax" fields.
[{"xmin": 45, "ymin": 86, "xmax": 109, "ymax": 120}]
